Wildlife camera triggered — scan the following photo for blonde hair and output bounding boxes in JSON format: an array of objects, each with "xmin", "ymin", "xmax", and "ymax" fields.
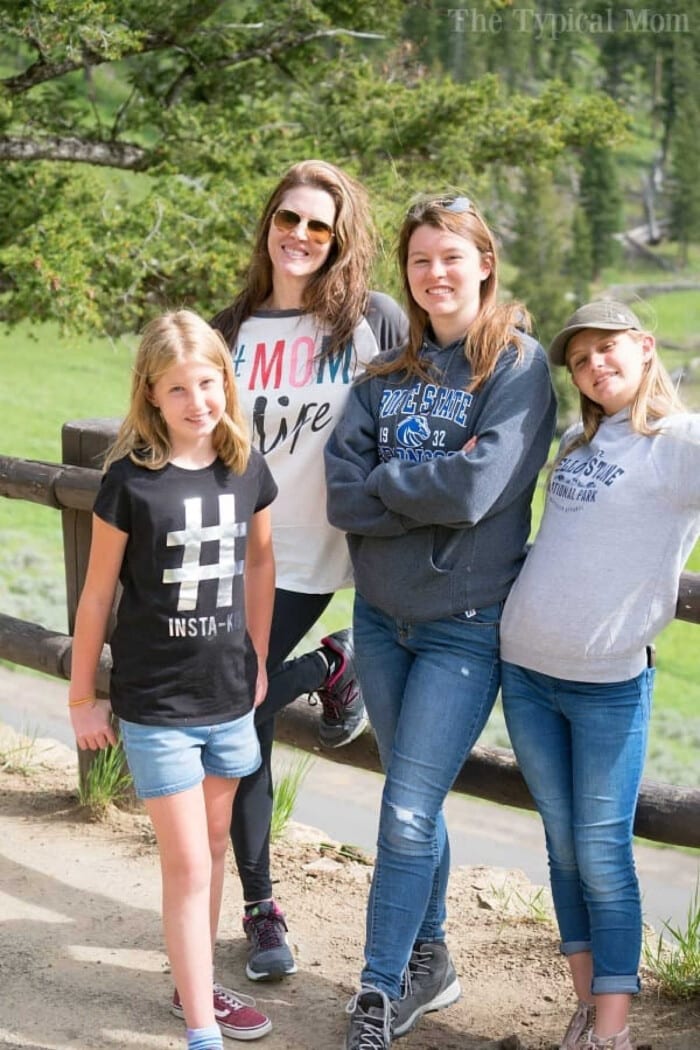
[
  {"xmin": 105, "ymin": 310, "xmax": 251, "ymax": 473},
  {"xmin": 369, "ymin": 194, "xmax": 529, "ymax": 388},
  {"xmin": 558, "ymin": 329, "xmax": 687, "ymax": 463},
  {"xmin": 214, "ymin": 160, "xmax": 376, "ymax": 359}
]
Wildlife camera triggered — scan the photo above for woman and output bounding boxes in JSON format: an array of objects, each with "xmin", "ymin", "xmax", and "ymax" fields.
[
  {"xmin": 501, "ymin": 300, "xmax": 700, "ymax": 1050},
  {"xmin": 325, "ymin": 194, "xmax": 557, "ymax": 1048},
  {"xmin": 211, "ymin": 160, "xmax": 407, "ymax": 983}
]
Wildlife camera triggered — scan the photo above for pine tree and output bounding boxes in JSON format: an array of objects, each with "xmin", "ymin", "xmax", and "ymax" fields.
[
  {"xmin": 668, "ymin": 37, "xmax": 700, "ymax": 265},
  {"xmin": 566, "ymin": 206, "xmax": 593, "ymax": 305},
  {"xmin": 509, "ymin": 169, "xmax": 578, "ymax": 421},
  {"xmin": 579, "ymin": 145, "xmax": 622, "ymax": 279},
  {"xmin": 510, "ymin": 169, "xmax": 571, "ymax": 345}
]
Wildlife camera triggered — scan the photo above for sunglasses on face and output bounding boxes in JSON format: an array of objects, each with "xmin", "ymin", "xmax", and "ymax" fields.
[{"xmin": 271, "ymin": 208, "xmax": 335, "ymax": 245}]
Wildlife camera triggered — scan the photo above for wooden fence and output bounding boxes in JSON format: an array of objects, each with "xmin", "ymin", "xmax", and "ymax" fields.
[{"xmin": 1, "ymin": 419, "xmax": 699, "ymax": 849}]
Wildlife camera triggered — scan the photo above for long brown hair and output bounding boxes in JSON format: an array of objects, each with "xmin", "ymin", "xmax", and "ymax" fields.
[
  {"xmin": 369, "ymin": 194, "xmax": 529, "ymax": 389},
  {"xmin": 557, "ymin": 330, "xmax": 686, "ymax": 463},
  {"xmin": 214, "ymin": 160, "xmax": 376, "ymax": 359},
  {"xmin": 105, "ymin": 310, "xmax": 251, "ymax": 473}
]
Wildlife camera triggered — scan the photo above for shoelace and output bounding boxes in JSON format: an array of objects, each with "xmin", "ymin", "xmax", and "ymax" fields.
[
  {"xmin": 317, "ymin": 676, "xmax": 357, "ymax": 719},
  {"xmin": 345, "ymin": 992, "xmax": 392, "ymax": 1050},
  {"xmin": 213, "ymin": 982, "xmax": 256, "ymax": 1012},
  {"xmin": 399, "ymin": 945, "xmax": 431, "ymax": 999},
  {"xmin": 246, "ymin": 910, "xmax": 285, "ymax": 950},
  {"xmin": 579, "ymin": 1030, "xmax": 617, "ymax": 1050}
]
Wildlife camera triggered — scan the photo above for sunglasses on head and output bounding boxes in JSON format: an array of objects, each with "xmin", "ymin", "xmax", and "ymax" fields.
[
  {"xmin": 272, "ymin": 208, "xmax": 335, "ymax": 245},
  {"xmin": 408, "ymin": 195, "xmax": 474, "ymax": 218}
]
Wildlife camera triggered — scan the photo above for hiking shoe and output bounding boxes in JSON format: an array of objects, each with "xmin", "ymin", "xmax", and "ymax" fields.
[
  {"xmin": 171, "ymin": 982, "xmax": 272, "ymax": 1041},
  {"xmin": 243, "ymin": 900, "xmax": 297, "ymax": 981},
  {"xmin": 345, "ymin": 987, "xmax": 395, "ymax": 1049},
  {"xmin": 559, "ymin": 1002, "xmax": 595, "ymax": 1049},
  {"xmin": 393, "ymin": 941, "xmax": 461, "ymax": 1038},
  {"xmin": 577, "ymin": 1028, "xmax": 635, "ymax": 1050},
  {"xmin": 317, "ymin": 629, "xmax": 368, "ymax": 748}
]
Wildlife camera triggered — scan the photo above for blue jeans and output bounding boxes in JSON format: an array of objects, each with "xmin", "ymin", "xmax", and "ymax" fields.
[
  {"xmin": 501, "ymin": 661, "xmax": 654, "ymax": 995},
  {"xmin": 353, "ymin": 594, "xmax": 501, "ymax": 999}
]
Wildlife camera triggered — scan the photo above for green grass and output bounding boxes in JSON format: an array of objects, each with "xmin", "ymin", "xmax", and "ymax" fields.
[
  {"xmin": 1, "ymin": 320, "xmax": 698, "ymax": 786},
  {"xmin": 78, "ymin": 737, "xmax": 133, "ymax": 813},
  {"xmin": 270, "ymin": 753, "xmax": 314, "ymax": 841},
  {"xmin": 1, "ymin": 320, "xmax": 134, "ymax": 630},
  {"xmin": 0, "ymin": 722, "xmax": 41, "ymax": 775},
  {"xmin": 643, "ymin": 879, "xmax": 700, "ymax": 1000}
]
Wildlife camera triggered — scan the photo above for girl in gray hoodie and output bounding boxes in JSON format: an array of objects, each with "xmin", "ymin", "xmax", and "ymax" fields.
[
  {"xmin": 501, "ymin": 300, "xmax": 700, "ymax": 1050},
  {"xmin": 325, "ymin": 194, "xmax": 556, "ymax": 1049}
]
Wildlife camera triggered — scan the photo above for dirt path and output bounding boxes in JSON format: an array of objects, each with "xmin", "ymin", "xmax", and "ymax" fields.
[{"xmin": 0, "ymin": 724, "xmax": 698, "ymax": 1050}]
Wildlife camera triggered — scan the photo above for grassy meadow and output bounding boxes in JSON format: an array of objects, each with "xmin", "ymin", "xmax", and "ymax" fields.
[{"xmin": 0, "ymin": 314, "xmax": 698, "ymax": 787}]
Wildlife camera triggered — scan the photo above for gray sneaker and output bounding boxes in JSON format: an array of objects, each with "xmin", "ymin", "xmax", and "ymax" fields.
[
  {"xmin": 559, "ymin": 1001, "xmax": 595, "ymax": 1049},
  {"xmin": 243, "ymin": 899, "xmax": 297, "ymax": 981},
  {"xmin": 345, "ymin": 986, "xmax": 395, "ymax": 1049},
  {"xmin": 317, "ymin": 629, "xmax": 368, "ymax": 748},
  {"xmin": 393, "ymin": 941, "xmax": 461, "ymax": 1038}
]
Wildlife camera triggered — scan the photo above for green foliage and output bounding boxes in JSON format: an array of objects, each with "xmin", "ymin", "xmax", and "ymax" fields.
[
  {"xmin": 579, "ymin": 145, "xmax": 622, "ymax": 278},
  {"xmin": 643, "ymin": 879, "xmax": 700, "ymax": 1000},
  {"xmin": 0, "ymin": 1, "xmax": 625, "ymax": 335},
  {"xmin": 566, "ymin": 206, "xmax": 592, "ymax": 305},
  {"xmin": 509, "ymin": 167, "xmax": 571, "ymax": 346},
  {"xmin": 668, "ymin": 38, "xmax": 700, "ymax": 264}
]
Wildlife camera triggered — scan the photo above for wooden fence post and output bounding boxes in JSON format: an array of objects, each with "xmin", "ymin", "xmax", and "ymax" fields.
[{"xmin": 61, "ymin": 419, "xmax": 121, "ymax": 789}]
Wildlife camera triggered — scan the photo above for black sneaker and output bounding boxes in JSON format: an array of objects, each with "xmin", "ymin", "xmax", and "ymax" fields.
[
  {"xmin": 316, "ymin": 629, "xmax": 368, "ymax": 748},
  {"xmin": 345, "ymin": 987, "xmax": 395, "ymax": 1050},
  {"xmin": 393, "ymin": 941, "xmax": 461, "ymax": 1038},
  {"xmin": 242, "ymin": 900, "xmax": 297, "ymax": 981}
]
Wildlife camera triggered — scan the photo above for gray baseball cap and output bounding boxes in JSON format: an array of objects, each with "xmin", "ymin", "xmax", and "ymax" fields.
[{"xmin": 549, "ymin": 300, "xmax": 643, "ymax": 366}]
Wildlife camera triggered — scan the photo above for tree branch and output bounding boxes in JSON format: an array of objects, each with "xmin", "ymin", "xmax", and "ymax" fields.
[
  {"xmin": 162, "ymin": 26, "xmax": 386, "ymax": 107},
  {"xmin": 209, "ymin": 27, "xmax": 386, "ymax": 73},
  {"xmin": 0, "ymin": 135, "xmax": 150, "ymax": 170},
  {"xmin": 2, "ymin": 28, "xmax": 185, "ymax": 95},
  {"xmin": 2, "ymin": 1, "xmax": 229, "ymax": 94}
]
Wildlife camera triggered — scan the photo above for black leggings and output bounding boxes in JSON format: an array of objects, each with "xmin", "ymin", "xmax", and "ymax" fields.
[{"xmin": 230, "ymin": 588, "xmax": 333, "ymax": 902}]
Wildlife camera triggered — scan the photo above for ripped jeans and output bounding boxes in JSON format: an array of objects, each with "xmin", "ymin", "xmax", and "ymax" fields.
[{"xmin": 353, "ymin": 593, "xmax": 501, "ymax": 999}]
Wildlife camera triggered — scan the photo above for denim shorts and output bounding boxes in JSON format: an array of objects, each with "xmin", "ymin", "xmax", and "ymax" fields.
[{"xmin": 119, "ymin": 710, "xmax": 261, "ymax": 800}]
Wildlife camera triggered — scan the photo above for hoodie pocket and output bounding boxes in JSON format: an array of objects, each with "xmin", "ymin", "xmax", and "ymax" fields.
[{"xmin": 431, "ymin": 525, "xmax": 476, "ymax": 572}]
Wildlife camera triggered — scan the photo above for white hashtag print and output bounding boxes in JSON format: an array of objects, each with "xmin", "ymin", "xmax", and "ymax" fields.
[{"xmin": 163, "ymin": 495, "xmax": 246, "ymax": 612}]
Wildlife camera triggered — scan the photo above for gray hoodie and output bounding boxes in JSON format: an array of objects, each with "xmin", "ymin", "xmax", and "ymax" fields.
[
  {"xmin": 324, "ymin": 333, "xmax": 557, "ymax": 621},
  {"xmin": 501, "ymin": 410, "xmax": 700, "ymax": 682}
]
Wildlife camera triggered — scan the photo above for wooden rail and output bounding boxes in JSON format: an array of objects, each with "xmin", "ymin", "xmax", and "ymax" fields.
[
  {"xmin": 1, "ymin": 610, "xmax": 698, "ymax": 849},
  {"xmin": 1, "ymin": 419, "xmax": 699, "ymax": 850},
  {"xmin": 2, "ymin": 452, "xmax": 699, "ymax": 625}
]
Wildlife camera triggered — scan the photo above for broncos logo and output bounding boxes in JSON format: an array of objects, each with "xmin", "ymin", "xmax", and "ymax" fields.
[{"xmin": 396, "ymin": 415, "xmax": 431, "ymax": 448}]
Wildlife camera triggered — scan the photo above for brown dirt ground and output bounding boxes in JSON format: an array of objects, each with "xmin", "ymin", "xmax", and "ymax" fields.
[{"xmin": 0, "ymin": 726, "xmax": 698, "ymax": 1050}]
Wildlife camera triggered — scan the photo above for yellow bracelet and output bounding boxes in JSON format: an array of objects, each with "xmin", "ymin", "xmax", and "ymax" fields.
[{"xmin": 68, "ymin": 696, "xmax": 96, "ymax": 708}]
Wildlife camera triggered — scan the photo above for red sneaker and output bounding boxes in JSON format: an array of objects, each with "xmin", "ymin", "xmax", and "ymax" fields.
[{"xmin": 171, "ymin": 982, "xmax": 272, "ymax": 1041}]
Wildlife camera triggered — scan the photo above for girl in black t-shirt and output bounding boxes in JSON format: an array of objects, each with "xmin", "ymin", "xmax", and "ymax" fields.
[{"xmin": 69, "ymin": 310, "xmax": 277, "ymax": 1049}]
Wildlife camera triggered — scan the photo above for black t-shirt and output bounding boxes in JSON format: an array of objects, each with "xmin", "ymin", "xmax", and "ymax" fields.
[{"xmin": 94, "ymin": 452, "xmax": 277, "ymax": 726}]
